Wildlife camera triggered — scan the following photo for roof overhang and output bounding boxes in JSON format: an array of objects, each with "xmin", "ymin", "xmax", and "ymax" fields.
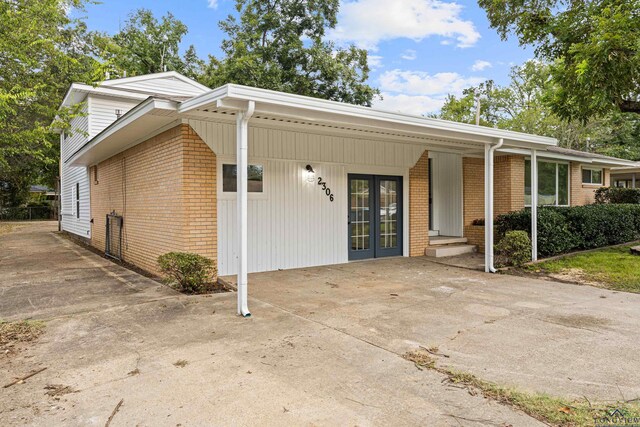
[
  {"xmin": 179, "ymin": 84, "xmax": 557, "ymax": 150},
  {"xmin": 67, "ymin": 98, "xmax": 179, "ymax": 166},
  {"xmin": 499, "ymin": 148, "xmax": 638, "ymax": 167}
]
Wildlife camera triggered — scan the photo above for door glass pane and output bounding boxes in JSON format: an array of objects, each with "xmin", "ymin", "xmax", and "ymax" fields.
[
  {"xmin": 350, "ymin": 179, "xmax": 370, "ymax": 251},
  {"xmin": 379, "ymin": 179, "xmax": 398, "ymax": 249}
]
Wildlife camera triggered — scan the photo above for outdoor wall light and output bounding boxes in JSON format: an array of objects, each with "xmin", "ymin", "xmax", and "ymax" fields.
[{"xmin": 305, "ymin": 164, "xmax": 315, "ymax": 182}]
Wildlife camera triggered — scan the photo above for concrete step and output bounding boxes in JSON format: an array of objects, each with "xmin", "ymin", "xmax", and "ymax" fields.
[
  {"xmin": 429, "ymin": 236, "xmax": 468, "ymax": 246},
  {"xmin": 425, "ymin": 244, "xmax": 477, "ymax": 258}
]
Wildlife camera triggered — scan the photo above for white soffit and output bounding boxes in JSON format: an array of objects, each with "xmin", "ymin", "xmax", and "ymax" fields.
[{"xmin": 179, "ymin": 84, "xmax": 558, "ymax": 149}]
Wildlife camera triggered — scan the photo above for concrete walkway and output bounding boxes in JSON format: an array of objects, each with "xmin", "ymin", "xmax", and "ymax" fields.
[{"xmin": 1, "ymin": 223, "xmax": 638, "ymax": 425}]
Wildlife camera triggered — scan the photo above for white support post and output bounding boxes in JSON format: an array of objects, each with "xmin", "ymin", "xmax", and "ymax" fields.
[
  {"xmin": 531, "ymin": 149, "xmax": 538, "ymax": 262},
  {"xmin": 484, "ymin": 144, "xmax": 491, "ymax": 272},
  {"xmin": 236, "ymin": 101, "xmax": 254, "ymax": 317},
  {"xmin": 633, "ymin": 173, "xmax": 636, "ymax": 189},
  {"xmin": 484, "ymin": 138, "xmax": 503, "ymax": 273}
]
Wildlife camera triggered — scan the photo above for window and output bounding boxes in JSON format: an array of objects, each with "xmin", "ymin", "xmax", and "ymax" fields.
[
  {"xmin": 75, "ymin": 183, "xmax": 80, "ymax": 218},
  {"xmin": 525, "ymin": 160, "xmax": 569, "ymax": 206},
  {"xmin": 222, "ymin": 164, "xmax": 263, "ymax": 193},
  {"xmin": 582, "ymin": 167, "xmax": 603, "ymax": 185}
]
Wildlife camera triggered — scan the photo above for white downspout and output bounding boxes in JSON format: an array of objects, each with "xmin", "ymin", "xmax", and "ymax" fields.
[
  {"xmin": 484, "ymin": 138, "xmax": 504, "ymax": 273},
  {"xmin": 236, "ymin": 100, "xmax": 255, "ymax": 317},
  {"xmin": 531, "ymin": 149, "xmax": 538, "ymax": 262}
]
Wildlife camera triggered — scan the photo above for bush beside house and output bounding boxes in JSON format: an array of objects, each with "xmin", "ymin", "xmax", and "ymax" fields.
[
  {"xmin": 157, "ymin": 252, "xmax": 217, "ymax": 294},
  {"xmin": 496, "ymin": 204, "xmax": 640, "ymax": 258},
  {"xmin": 595, "ymin": 187, "xmax": 640, "ymax": 204}
]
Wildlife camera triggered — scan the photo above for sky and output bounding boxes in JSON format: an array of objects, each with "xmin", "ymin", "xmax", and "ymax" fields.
[{"xmin": 79, "ymin": 0, "xmax": 532, "ymax": 115}]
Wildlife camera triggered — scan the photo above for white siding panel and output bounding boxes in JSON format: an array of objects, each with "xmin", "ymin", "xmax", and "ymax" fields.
[
  {"xmin": 88, "ymin": 95, "xmax": 139, "ymax": 138},
  {"xmin": 431, "ymin": 152, "xmax": 463, "ymax": 237},
  {"xmin": 217, "ymin": 160, "xmax": 347, "ymax": 275},
  {"xmin": 189, "ymin": 119, "xmax": 424, "ymax": 276},
  {"xmin": 106, "ymin": 77, "xmax": 206, "ymax": 97},
  {"xmin": 60, "ymin": 107, "xmax": 91, "ymax": 237}
]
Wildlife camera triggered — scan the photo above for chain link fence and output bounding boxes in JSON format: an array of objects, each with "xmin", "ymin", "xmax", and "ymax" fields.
[{"xmin": 0, "ymin": 206, "xmax": 58, "ymax": 221}]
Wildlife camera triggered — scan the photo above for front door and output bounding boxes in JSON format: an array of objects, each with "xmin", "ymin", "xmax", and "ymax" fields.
[{"xmin": 348, "ymin": 174, "xmax": 403, "ymax": 260}]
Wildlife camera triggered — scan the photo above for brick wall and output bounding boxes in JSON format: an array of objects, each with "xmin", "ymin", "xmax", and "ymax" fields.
[
  {"xmin": 570, "ymin": 162, "xmax": 610, "ymax": 206},
  {"xmin": 463, "ymin": 157, "xmax": 485, "ymax": 250},
  {"xmin": 409, "ymin": 150, "xmax": 429, "ymax": 256},
  {"xmin": 462, "ymin": 155, "xmax": 525, "ymax": 252},
  {"xmin": 90, "ymin": 124, "xmax": 217, "ymax": 276},
  {"xmin": 494, "ymin": 155, "xmax": 525, "ymax": 215}
]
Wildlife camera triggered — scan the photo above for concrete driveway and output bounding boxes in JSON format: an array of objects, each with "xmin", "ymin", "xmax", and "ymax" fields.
[{"xmin": 1, "ymin": 223, "xmax": 638, "ymax": 426}]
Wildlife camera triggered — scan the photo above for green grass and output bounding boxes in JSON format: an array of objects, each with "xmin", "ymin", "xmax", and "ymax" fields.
[
  {"xmin": 527, "ymin": 244, "xmax": 640, "ymax": 293},
  {"xmin": 404, "ymin": 349, "xmax": 640, "ymax": 426}
]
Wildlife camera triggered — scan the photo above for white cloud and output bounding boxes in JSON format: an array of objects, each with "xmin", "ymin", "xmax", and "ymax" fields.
[
  {"xmin": 328, "ymin": 0, "xmax": 480, "ymax": 50},
  {"xmin": 379, "ymin": 69, "xmax": 484, "ymax": 96},
  {"xmin": 368, "ymin": 55, "xmax": 384, "ymax": 70},
  {"xmin": 207, "ymin": 0, "xmax": 218, "ymax": 9},
  {"xmin": 471, "ymin": 60, "xmax": 492, "ymax": 71},
  {"xmin": 375, "ymin": 69, "xmax": 485, "ymax": 115},
  {"xmin": 375, "ymin": 93, "xmax": 444, "ymax": 115},
  {"xmin": 401, "ymin": 49, "xmax": 417, "ymax": 60}
]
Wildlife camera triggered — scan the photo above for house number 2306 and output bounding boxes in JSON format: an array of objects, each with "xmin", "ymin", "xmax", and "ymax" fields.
[{"xmin": 317, "ymin": 177, "xmax": 334, "ymax": 202}]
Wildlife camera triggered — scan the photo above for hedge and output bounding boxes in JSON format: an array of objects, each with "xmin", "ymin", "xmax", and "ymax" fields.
[
  {"xmin": 595, "ymin": 187, "xmax": 640, "ymax": 204},
  {"xmin": 495, "ymin": 204, "xmax": 640, "ymax": 257}
]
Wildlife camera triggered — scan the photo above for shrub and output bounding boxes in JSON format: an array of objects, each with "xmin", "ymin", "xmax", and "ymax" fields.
[
  {"xmin": 595, "ymin": 187, "xmax": 640, "ymax": 204},
  {"xmin": 496, "ymin": 208, "xmax": 576, "ymax": 257},
  {"xmin": 496, "ymin": 204, "xmax": 640, "ymax": 258},
  {"xmin": 495, "ymin": 231, "xmax": 531, "ymax": 267},
  {"xmin": 157, "ymin": 252, "xmax": 216, "ymax": 293}
]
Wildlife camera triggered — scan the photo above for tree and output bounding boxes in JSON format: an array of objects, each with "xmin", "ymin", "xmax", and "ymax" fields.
[
  {"xmin": 0, "ymin": 0, "xmax": 100, "ymax": 207},
  {"xmin": 104, "ymin": 9, "xmax": 204, "ymax": 78},
  {"xmin": 478, "ymin": 0, "xmax": 640, "ymax": 121},
  {"xmin": 201, "ymin": 0, "xmax": 379, "ymax": 106},
  {"xmin": 436, "ymin": 61, "xmax": 640, "ymax": 160}
]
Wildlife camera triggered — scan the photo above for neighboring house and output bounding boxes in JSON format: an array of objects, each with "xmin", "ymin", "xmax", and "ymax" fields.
[
  {"xmin": 611, "ymin": 165, "xmax": 640, "ymax": 188},
  {"xmin": 29, "ymin": 185, "xmax": 56, "ymax": 202},
  {"xmin": 57, "ymin": 72, "xmax": 635, "ymax": 315}
]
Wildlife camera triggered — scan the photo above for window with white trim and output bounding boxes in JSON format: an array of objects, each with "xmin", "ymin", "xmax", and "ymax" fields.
[
  {"xmin": 222, "ymin": 164, "xmax": 264, "ymax": 193},
  {"xmin": 582, "ymin": 167, "xmax": 603, "ymax": 185},
  {"xmin": 75, "ymin": 182, "xmax": 80, "ymax": 218},
  {"xmin": 525, "ymin": 159, "xmax": 569, "ymax": 206}
]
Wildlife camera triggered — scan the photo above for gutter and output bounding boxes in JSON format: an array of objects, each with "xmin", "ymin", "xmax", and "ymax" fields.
[{"xmin": 485, "ymin": 138, "xmax": 504, "ymax": 273}]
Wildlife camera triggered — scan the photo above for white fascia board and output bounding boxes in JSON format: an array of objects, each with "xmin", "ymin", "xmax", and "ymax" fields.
[
  {"xmin": 500, "ymin": 147, "xmax": 637, "ymax": 167},
  {"xmin": 179, "ymin": 84, "xmax": 558, "ymax": 148},
  {"xmin": 499, "ymin": 147, "xmax": 593, "ymax": 163},
  {"xmin": 100, "ymin": 71, "xmax": 211, "ymax": 93},
  {"xmin": 59, "ymin": 83, "xmax": 148, "ymax": 109},
  {"xmin": 611, "ymin": 166, "xmax": 640, "ymax": 173},
  {"xmin": 66, "ymin": 98, "xmax": 178, "ymax": 166}
]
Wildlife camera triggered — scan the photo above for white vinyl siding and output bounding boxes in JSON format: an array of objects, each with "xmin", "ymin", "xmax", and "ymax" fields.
[
  {"xmin": 60, "ymin": 102, "xmax": 91, "ymax": 237},
  {"xmin": 105, "ymin": 76, "xmax": 206, "ymax": 97},
  {"xmin": 88, "ymin": 95, "xmax": 139, "ymax": 138},
  {"xmin": 189, "ymin": 119, "xmax": 423, "ymax": 276}
]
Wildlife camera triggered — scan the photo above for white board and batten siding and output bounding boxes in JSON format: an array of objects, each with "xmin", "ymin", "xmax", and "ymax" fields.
[
  {"xmin": 430, "ymin": 152, "xmax": 463, "ymax": 237},
  {"xmin": 188, "ymin": 119, "xmax": 427, "ymax": 276}
]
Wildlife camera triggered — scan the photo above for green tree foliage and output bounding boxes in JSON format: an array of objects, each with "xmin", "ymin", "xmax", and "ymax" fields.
[
  {"xmin": 0, "ymin": 0, "xmax": 100, "ymax": 207},
  {"xmin": 478, "ymin": 0, "xmax": 640, "ymax": 121},
  {"xmin": 201, "ymin": 0, "xmax": 379, "ymax": 105},
  {"xmin": 102, "ymin": 9, "xmax": 204, "ymax": 78},
  {"xmin": 436, "ymin": 61, "xmax": 640, "ymax": 160}
]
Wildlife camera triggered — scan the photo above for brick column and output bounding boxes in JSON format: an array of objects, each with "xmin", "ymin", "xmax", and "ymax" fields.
[{"xmin": 409, "ymin": 150, "xmax": 429, "ymax": 256}]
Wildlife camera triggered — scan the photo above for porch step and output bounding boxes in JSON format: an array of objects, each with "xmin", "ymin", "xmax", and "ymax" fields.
[
  {"xmin": 429, "ymin": 236, "xmax": 468, "ymax": 246},
  {"xmin": 425, "ymin": 244, "xmax": 477, "ymax": 258}
]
